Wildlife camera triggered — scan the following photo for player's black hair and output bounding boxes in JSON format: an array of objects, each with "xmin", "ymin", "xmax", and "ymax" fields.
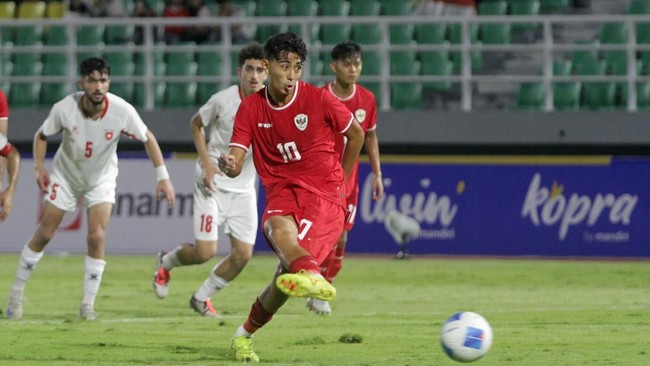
[
  {"xmin": 263, "ymin": 32, "xmax": 307, "ymax": 63},
  {"xmin": 331, "ymin": 41, "xmax": 363, "ymax": 61},
  {"xmin": 79, "ymin": 57, "xmax": 110, "ymax": 76},
  {"xmin": 239, "ymin": 43, "xmax": 264, "ymax": 66}
]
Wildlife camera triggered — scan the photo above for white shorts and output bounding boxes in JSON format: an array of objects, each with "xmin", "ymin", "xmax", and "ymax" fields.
[
  {"xmin": 44, "ymin": 172, "xmax": 116, "ymax": 212},
  {"xmin": 193, "ymin": 182, "xmax": 258, "ymax": 244}
]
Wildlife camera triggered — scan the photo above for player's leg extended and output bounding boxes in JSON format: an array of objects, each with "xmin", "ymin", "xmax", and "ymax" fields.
[
  {"xmin": 6, "ymin": 202, "xmax": 65, "ymax": 319},
  {"xmin": 307, "ymin": 230, "xmax": 347, "ymax": 315},
  {"xmin": 80, "ymin": 202, "xmax": 112, "ymax": 320},
  {"xmin": 231, "ymin": 263, "xmax": 289, "ymax": 363}
]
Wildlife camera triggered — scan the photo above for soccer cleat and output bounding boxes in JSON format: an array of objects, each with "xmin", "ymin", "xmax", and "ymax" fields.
[
  {"xmin": 231, "ymin": 335, "xmax": 259, "ymax": 363},
  {"xmin": 189, "ymin": 295, "xmax": 221, "ymax": 318},
  {"xmin": 306, "ymin": 298, "xmax": 332, "ymax": 315},
  {"xmin": 79, "ymin": 303, "xmax": 97, "ymax": 320},
  {"xmin": 276, "ymin": 270, "xmax": 336, "ymax": 301},
  {"xmin": 153, "ymin": 250, "xmax": 172, "ymax": 299},
  {"xmin": 5, "ymin": 291, "xmax": 24, "ymax": 319}
]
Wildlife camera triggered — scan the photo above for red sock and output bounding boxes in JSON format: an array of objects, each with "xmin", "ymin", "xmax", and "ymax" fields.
[
  {"xmin": 322, "ymin": 247, "xmax": 345, "ymax": 282},
  {"xmin": 242, "ymin": 297, "xmax": 275, "ymax": 334},
  {"xmin": 288, "ymin": 255, "xmax": 320, "ymax": 274}
]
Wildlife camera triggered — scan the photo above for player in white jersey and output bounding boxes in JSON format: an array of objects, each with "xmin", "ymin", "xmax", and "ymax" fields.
[
  {"xmin": 5, "ymin": 58, "xmax": 176, "ymax": 320},
  {"xmin": 153, "ymin": 44, "xmax": 267, "ymax": 317},
  {"xmin": 0, "ymin": 132, "xmax": 20, "ymax": 222}
]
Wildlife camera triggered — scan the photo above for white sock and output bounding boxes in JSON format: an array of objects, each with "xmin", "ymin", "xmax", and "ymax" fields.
[
  {"xmin": 12, "ymin": 244, "xmax": 45, "ymax": 293},
  {"xmin": 162, "ymin": 247, "xmax": 183, "ymax": 271},
  {"xmin": 81, "ymin": 256, "xmax": 106, "ymax": 305},
  {"xmin": 194, "ymin": 271, "xmax": 229, "ymax": 301},
  {"xmin": 235, "ymin": 325, "xmax": 253, "ymax": 338}
]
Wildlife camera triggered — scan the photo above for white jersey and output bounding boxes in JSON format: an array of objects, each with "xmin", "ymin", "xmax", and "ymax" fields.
[
  {"xmin": 198, "ymin": 84, "xmax": 256, "ymax": 192},
  {"xmin": 40, "ymin": 92, "xmax": 148, "ymax": 190}
]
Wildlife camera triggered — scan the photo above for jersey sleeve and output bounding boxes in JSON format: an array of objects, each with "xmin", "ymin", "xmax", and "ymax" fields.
[
  {"xmin": 0, "ymin": 90, "xmax": 8, "ymax": 118},
  {"xmin": 198, "ymin": 94, "xmax": 220, "ymax": 128},
  {"xmin": 40, "ymin": 103, "xmax": 64, "ymax": 137},
  {"xmin": 121, "ymin": 104, "xmax": 149, "ymax": 141},
  {"xmin": 365, "ymin": 92, "xmax": 378, "ymax": 132},
  {"xmin": 322, "ymin": 90, "xmax": 354, "ymax": 134},
  {"xmin": 229, "ymin": 98, "xmax": 252, "ymax": 152}
]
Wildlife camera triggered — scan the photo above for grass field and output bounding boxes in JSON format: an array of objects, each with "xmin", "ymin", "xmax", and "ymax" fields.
[{"xmin": 0, "ymin": 252, "xmax": 649, "ymax": 365}]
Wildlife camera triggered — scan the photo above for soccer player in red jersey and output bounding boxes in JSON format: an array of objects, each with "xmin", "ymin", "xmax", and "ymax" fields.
[
  {"xmin": 307, "ymin": 41, "xmax": 384, "ymax": 316},
  {"xmin": 0, "ymin": 89, "xmax": 9, "ymax": 189},
  {"xmin": 218, "ymin": 32, "xmax": 365, "ymax": 362}
]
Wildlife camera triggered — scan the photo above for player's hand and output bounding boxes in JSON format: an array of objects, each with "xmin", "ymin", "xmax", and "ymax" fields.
[
  {"xmin": 218, "ymin": 153, "xmax": 236, "ymax": 175},
  {"xmin": 372, "ymin": 173, "xmax": 384, "ymax": 200},
  {"xmin": 35, "ymin": 167, "xmax": 50, "ymax": 193},
  {"xmin": 202, "ymin": 163, "xmax": 222, "ymax": 193},
  {"xmin": 0, "ymin": 188, "xmax": 14, "ymax": 222},
  {"xmin": 156, "ymin": 179, "xmax": 176, "ymax": 208}
]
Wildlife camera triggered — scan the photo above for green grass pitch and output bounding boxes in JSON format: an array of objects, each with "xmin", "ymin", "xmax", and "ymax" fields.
[{"xmin": 0, "ymin": 253, "xmax": 649, "ymax": 365}]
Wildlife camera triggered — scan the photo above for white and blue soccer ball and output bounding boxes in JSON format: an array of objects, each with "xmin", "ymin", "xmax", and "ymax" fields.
[{"xmin": 440, "ymin": 311, "xmax": 493, "ymax": 363}]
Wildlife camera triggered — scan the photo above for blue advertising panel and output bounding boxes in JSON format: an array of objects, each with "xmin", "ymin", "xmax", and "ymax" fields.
[{"xmin": 255, "ymin": 156, "xmax": 650, "ymax": 258}]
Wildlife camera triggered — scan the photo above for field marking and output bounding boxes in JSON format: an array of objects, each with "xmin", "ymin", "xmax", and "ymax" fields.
[{"xmin": 3, "ymin": 304, "xmax": 647, "ymax": 326}]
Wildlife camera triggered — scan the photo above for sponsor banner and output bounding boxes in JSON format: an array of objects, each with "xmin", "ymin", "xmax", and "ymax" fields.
[
  {"xmin": 256, "ymin": 156, "xmax": 650, "ymax": 258},
  {"xmin": 0, "ymin": 157, "xmax": 229, "ymax": 254}
]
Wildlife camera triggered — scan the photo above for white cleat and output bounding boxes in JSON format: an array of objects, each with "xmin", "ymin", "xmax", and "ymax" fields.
[
  {"xmin": 79, "ymin": 303, "xmax": 97, "ymax": 320},
  {"xmin": 6, "ymin": 291, "xmax": 24, "ymax": 319},
  {"xmin": 306, "ymin": 297, "xmax": 332, "ymax": 315}
]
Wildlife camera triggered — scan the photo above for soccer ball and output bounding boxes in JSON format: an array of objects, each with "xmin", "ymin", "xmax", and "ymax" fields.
[{"xmin": 440, "ymin": 311, "xmax": 493, "ymax": 363}]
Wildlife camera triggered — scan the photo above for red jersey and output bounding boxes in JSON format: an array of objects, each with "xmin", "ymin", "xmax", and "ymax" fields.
[
  {"xmin": 0, "ymin": 90, "xmax": 8, "ymax": 118},
  {"xmin": 324, "ymin": 82, "xmax": 377, "ymax": 200},
  {"xmin": 231, "ymin": 81, "xmax": 355, "ymax": 206}
]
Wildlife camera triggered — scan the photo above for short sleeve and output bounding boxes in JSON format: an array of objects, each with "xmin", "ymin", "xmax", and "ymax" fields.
[
  {"xmin": 322, "ymin": 90, "xmax": 354, "ymax": 134},
  {"xmin": 365, "ymin": 92, "xmax": 378, "ymax": 132},
  {"xmin": 198, "ymin": 94, "xmax": 220, "ymax": 128},
  {"xmin": 121, "ymin": 104, "xmax": 149, "ymax": 141},
  {"xmin": 40, "ymin": 103, "xmax": 64, "ymax": 137},
  {"xmin": 229, "ymin": 98, "xmax": 252, "ymax": 152},
  {"xmin": 0, "ymin": 90, "xmax": 8, "ymax": 118}
]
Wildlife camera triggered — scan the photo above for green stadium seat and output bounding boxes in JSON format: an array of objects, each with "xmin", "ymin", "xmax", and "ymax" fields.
[
  {"xmin": 570, "ymin": 41, "xmax": 599, "ymax": 73},
  {"xmin": 553, "ymin": 82, "xmax": 581, "ymax": 110},
  {"xmin": 104, "ymin": 50, "xmax": 134, "ymax": 65},
  {"xmin": 390, "ymin": 24, "xmax": 415, "ymax": 45},
  {"xmin": 9, "ymin": 83, "xmax": 41, "ymax": 107},
  {"xmin": 12, "ymin": 53, "xmax": 42, "ymax": 75},
  {"xmin": 553, "ymin": 59, "xmax": 572, "ymax": 75},
  {"xmin": 105, "ymin": 25, "xmax": 135, "ymax": 44},
  {"xmin": 362, "ymin": 51, "xmax": 382, "ymax": 76},
  {"xmin": 255, "ymin": 0, "xmax": 288, "ymax": 43},
  {"xmin": 107, "ymin": 60, "xmax": 135, "ymax": 101},
  {"xmin": 478, "ymin": 1, "xmax": 510, "ymax": 45},
  {"xmin": 196, "ymin": 83, "xmax": 219, "ymax": 105},
  {"xmin": 42, "ymin": 57, "xmax": 67, "ymax": 76},
  {"xmin": 600, "ymin": 22, "xmax": 629, "ymax": 44},
  {"xmin": 540, "ymin": 0, "xmax": 569, "ymax": 12},
  {"xmin": 319, "ymin": 0, "xmax": 350, "ymax": 45},
  {"xmin": 621, "ymin": 82, "xmax": 650, "ymax": 109},
  {"xmin": 573, "ymin": 59, "xmax": 613, "ymax": 109},
  {"xmin": 390, "ymin": 52, "xmax": 419, "ymax": 75},
  {"xmin": 380, "ymin": 0, "xmax": 413, "ymax": 15},
  {"xmin": 196, "ymin": 47, "xmax": 223, "ymax": 76},
  {"xmin": 420, "ymin": 50, "xmax": 453, "ymax": 91},
  {"xmin": 574, "ymin": 59, "xmax": 606, "ymax": 76},
  {"xmin": 517, "ymin": 82, "xmax": 544, "ymax": 110},
  {"xmin": 40, "ymin": 55, "xmax": 69, "ymax": 105},
  {"xmin": 164, "ymin": 82, "xmax": 197, "ymax": 107},
  {"xmin": 415, "ymin": 23, "xmax": 447, "ymax": 44},
  {"xmin": 349, "ymin": 0, "xmax": 380, "ymax": 16},
  {"xmin": 133, "ymin": 82, "xmax": 165, "ymax": 108},
  {"xmin": 352, "ymin": 24, "xmax": 382, "ymax": 44},
  {"xmin": 44, "ymin": 26, "xmax": 68, "ymax": 45},
  {"xmin": 287, "ymin": 0, "xmax": 319, "ymax": 42},
  {"xmin": 0, "ymin": 1, "xmax": 15, "ymax": 45},
  {"xmin": 391, "ymin": 82, "xmax": 422, "ymax": 110},
  {"xmin": 509, "ymin": 0, "xmax": 541, "ymax": 32},
  {"xmin": 13, "ymin": 25, "xmax": 44, "ymax": 45},
  {"xmin": 77, "ymin": 25, "xmax": 105, "ymax": 45},
  {"xmin": 629, "ymin": 0, "xmax": 650, "ymax": 14},
  {"xmin": 310, "ymin": 56, "xmax": 324, "ymax": 76},
  {"xmin": 40, "ymin": 82, "xmax": 71, "ymax": 105},
  {"xmin": 448, "ymin": 22, "xmax": 482, "ymax": 73},
  {"xmin": 364, "ymin": 82, "xmax": 381, "ymax": 101}
]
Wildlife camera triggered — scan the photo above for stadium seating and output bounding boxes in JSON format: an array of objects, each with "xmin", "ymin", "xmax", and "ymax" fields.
[
  {"xmin": 380, "ymin": 0, "xmax": 413, "ymax": 16},
  {"xmin": 8, "ymin": 83, "xmax": 41, "ymax": 107},
  {"xmin": 105, "ymin": 25, "xmax": 135, "ymax": 44},
  {"xmin": 415, "ymin": 23, "xmax": 447, "ymax": 45},
  {"xmin": 0, "ymin": 1, "xmax": 15, "ymax": 45},
  {"xmin": 509, "ymin": 0, "xmax": 541, "ymax": 32},
  {"xmin": 286, "ymin": 0, "xmax": 319, "ymax": 42},
  {"xmin": 255, "ymin": 0, "xmax": 288, "ymax": 44},
  {"xmin": 539, "ymin": 0, "xmax": 569, "ymax": 12},
  {"xmin": 391, "ymin": 82, "xmax": 422, "ymax": 110},
  {"xmin": 419, "ymin": 50, "xmax": 453, "ymax": 91},
  {"xmin": 17, "ymin": 1, "xmax": 46, "ymax": 18},
  {"xmin": 553, "ymin": 82, "xmax": 581, "ymax": 110},
  {"xmin": 478, "ymin": 0, "xmax": 511, "ymax": 45},
  {"xmin": 621, "ymin": 82, "xmax": 650, "ymax": 109},
  {"xmin": 45, "ymin": 1, "xmax": 66, "ymax": 18},
  {"xmin": 318, "ymin": 0, "xmax": 351, "ymax": 45},
  {"xmin": 516, "ymin": 82, "xmax": 545, "ymax": 110}
]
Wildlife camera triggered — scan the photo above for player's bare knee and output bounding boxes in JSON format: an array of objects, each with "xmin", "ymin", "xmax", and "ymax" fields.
[
  {"xmin": 87, "ymin": 230, "xmax": 106, "ymax": 247},
  {"xmin": 194, "ymin": 244, "xmax": 216, "ymax": 263}
]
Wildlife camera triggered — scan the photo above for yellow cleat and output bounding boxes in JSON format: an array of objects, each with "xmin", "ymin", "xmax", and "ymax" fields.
[
  {"xmin": 231, "ymin": 336, "xmax": 259, "ymax": 363},
  {"xmin": 276, "ymin": 270, "xmax": 336, "ymax": 301}
]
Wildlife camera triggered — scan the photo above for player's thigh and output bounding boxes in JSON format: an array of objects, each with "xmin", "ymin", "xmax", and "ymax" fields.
[
  {"xmin": 193, "ymin": 185, "xmax": 220, "ymax": 241},
  {"xmin": 221, "ymin": 189, "xmax": 258, "ymax": 245},
  {"xmin": 86, "ymin": 202, "xmax": 113, "ymax": 233}
]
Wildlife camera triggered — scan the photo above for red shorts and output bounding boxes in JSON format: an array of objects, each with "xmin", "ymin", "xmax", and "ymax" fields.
[{"xmin": 263, "ymin": 185, "xmax": 345, "ymax": 264}]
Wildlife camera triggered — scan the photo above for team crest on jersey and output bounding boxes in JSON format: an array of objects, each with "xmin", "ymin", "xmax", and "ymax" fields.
[
  {"xmin": 294, "ymin": 114, "xmax": 308, "ymax": 131},
  {"xmin": 105, "ymin": 130, "xmax": 114, "ymax": 140},
  {"xmin": 355, "ymin": 109, "xmax": 367, "ymax": 123}
]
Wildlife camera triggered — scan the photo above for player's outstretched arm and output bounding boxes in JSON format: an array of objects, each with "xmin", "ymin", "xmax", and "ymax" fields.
[
  {"xmin": 364, "ymin": 129, "xmax": 384, "ymax": 200},
  {"xmin": 33, "ymin": 130, "xmax": 50, "ymax": 193},
  {"xmin": 190, "ymin": 113, "xmax": 222, "ymax": 192},
  {"xmin": 218, "ymin": 147, "xmax": 246, "ymax": 178},
  {"xmin": 0, "ymin": 145, "xmax": 20, "ymax": 221},
  {"xmin": 143, "ymin": 130, "xmax": 176, "ymax": 208}
]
